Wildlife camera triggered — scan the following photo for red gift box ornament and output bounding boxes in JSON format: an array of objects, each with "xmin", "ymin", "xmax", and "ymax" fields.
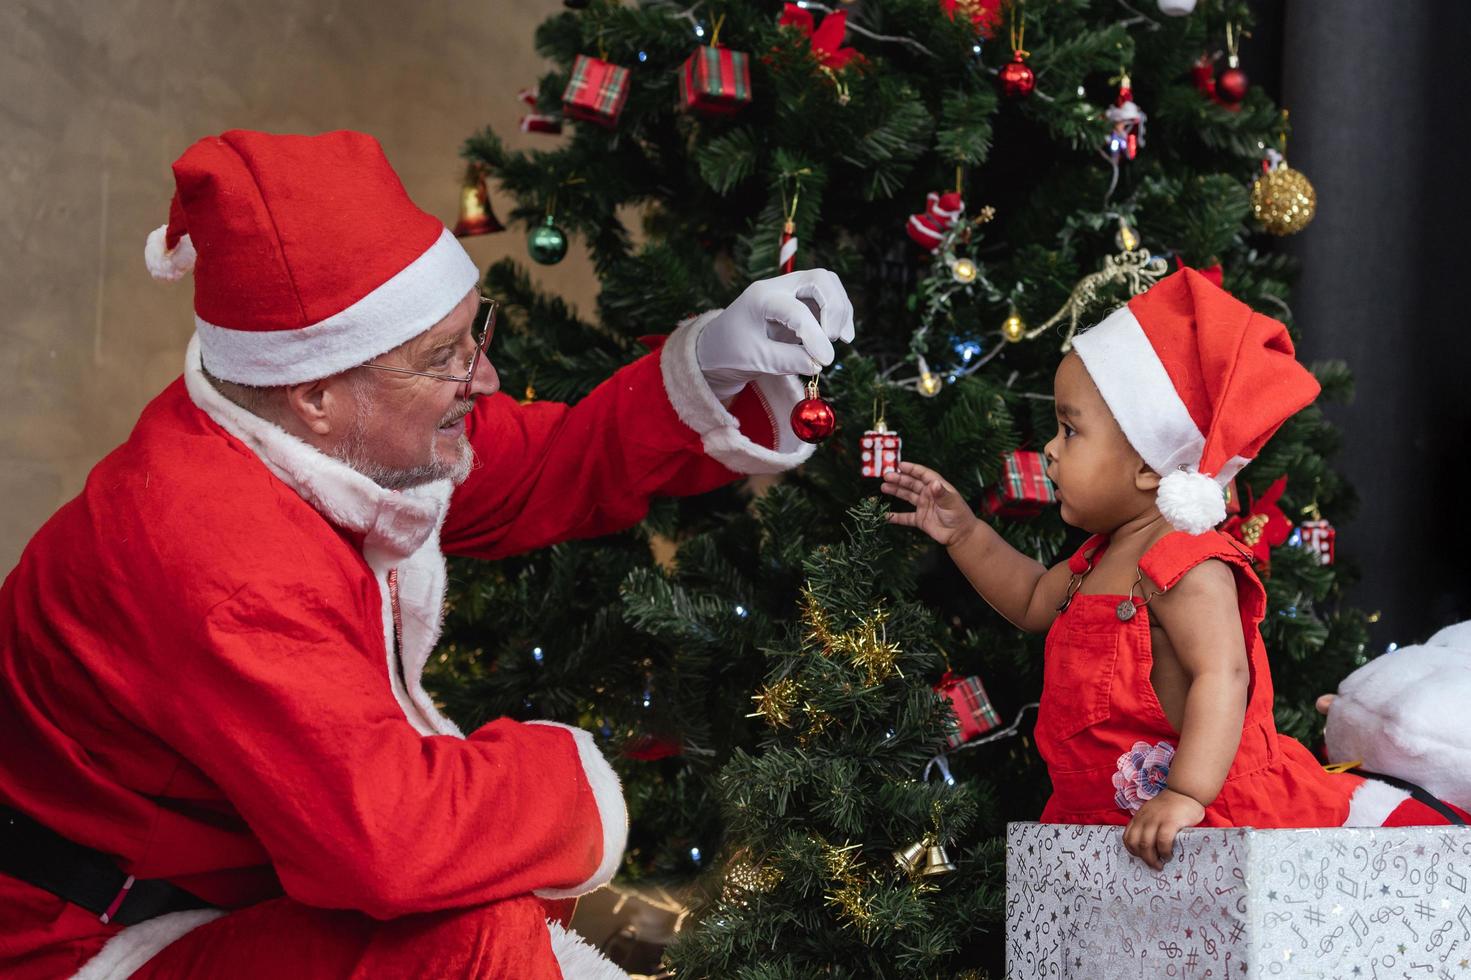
[
  {"xmin": 1298, "ymin": 516, "xmax": 1337, "ymax": 566},
  {"xmin": 936, "ymin": 671, "xmax": 1001, "ymax": 749},
  {"xmin": 860, "ymin": 418, "xmax": 902, "ymax": 479},
  {"xmin": 980, "ymin": 450, "xmax": 1057, "ymax": 518},
  {"xmin": 562, "ymin": 54, "xmax": 631, "ymax": 129},
  {"xmin": 679, "ymin": 17, "xmax": 752, "ymax": 116}
]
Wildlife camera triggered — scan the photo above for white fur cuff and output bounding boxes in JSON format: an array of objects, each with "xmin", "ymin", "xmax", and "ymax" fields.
[
  {"xmin": 660, "ymin": 312, "xmax": 817, "ymax": 475},
  {"xmin": 527, "ymin": 721, "xmax": 628, "ymax": 899},
  {"xmin": 546, "ymin": 919, "xmax": 630, "ymax": 979}
]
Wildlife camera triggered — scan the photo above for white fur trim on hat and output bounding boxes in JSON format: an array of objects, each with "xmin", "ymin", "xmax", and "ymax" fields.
[
  {"xmin": 660, "ymin": 311, "xmax": 818, "ymax": 475},
  {"xmin": 195, "ymin": 227, "xmax": 480, "ymax": 386},
  {"xmin": 526, "ymin": 721, "xmax": 628, "ymax": 900},
  {"xmin": 1073, "ymin": 305, "xmax": 1249, "ymax": 534},
  {"xmin": 144, "ymin": 225, "xmax": 197, "ymax": 281}
]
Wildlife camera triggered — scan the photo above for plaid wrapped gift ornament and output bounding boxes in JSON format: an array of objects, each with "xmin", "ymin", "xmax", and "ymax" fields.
[
  {"xmin": 859, "ymin": 421, "xmax": 901, "ymax": 478},
  {"xmin": 979, "ymin": 450, "xmax": 1056, "ymax": 518},
  {"xmin": 679, "ymin": 45, "xmax": 751, "ymax": 116},
  {"xmin": 562, "ymin": 54, "xmax": 630, "ymax": 129},
  {"xmin": 936, "ymin": 671, "xmax": 1001, "ymax": 749}
]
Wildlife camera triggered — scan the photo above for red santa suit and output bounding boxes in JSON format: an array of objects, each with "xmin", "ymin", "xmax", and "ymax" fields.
[{"xmin": 0, "ymin": 130, "xmax": 838, "ymax": 978}]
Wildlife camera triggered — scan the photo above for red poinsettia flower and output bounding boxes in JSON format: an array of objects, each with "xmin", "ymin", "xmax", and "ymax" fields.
[
  {"xmin": 940, "ymin": 0, "xmax": 1002, "ymax": 39},
  {"xmin": 779, "ymin": 3, "xmax": 861, "ymax": 70},
  {"xmin": 1221, "ymin": 474, "xmax": 1291, "ymax": 568}
]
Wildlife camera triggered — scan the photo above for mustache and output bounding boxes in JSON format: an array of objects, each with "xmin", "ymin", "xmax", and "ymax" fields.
[{"xmin": 439, "ymin": 401, "xmax": 474, "ymax": 427}]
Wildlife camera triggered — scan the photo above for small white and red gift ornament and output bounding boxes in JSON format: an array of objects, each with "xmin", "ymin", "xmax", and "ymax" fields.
[
  {"xmin": 859, "ymin": 412, "xmax": 902, "ymax": 479},
  {"xmin": 906, "ymin": 190, "xmax": 965, "ymax": 253},
  {"xmin": 1294, "ymin": 502, "xmax": 1337, "ymax": 566}
]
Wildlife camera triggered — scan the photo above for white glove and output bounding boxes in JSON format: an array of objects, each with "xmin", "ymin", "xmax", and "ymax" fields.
[{"xmin": 696, "ymin": 269, "xmax": 856, "ymax": 402}]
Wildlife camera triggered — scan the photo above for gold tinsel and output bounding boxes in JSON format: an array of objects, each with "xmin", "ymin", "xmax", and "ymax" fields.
[
  {"xmin": 748, "ymin": 677, "xmax": 799, "ymax": 728},
  {"xmin": 1251, "ymin": 163, "xmax": 1317, "ymax": 236},
  {"xmin": 800, "ymin": 585, "xmax": 836, "ymax": 653},
  {"xmin": 837, "ymin": 609, "xmax": 903, "ymax": 686},
  {"xmin": 817, "ymin": 840, "xmax": 875, "ymax": 938}
]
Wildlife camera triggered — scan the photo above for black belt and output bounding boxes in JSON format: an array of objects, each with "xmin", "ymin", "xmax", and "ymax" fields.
[
  {"xmin": 0, "ymin": 807, "xmax": 216, "ymax": 926},
  {"xmin": 1356, "ymin": 770, "xmax": 1468, "ymax": 826}
]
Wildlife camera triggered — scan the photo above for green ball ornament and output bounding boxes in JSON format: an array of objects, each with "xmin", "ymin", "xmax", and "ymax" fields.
[{"xmin": 528, "ymin": 215, "xmax": 568, "ymax": 265}]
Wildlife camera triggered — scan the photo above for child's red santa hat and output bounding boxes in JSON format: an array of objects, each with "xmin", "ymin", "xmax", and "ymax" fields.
[
  {"xmin": 1072, "ymin": 268, "xmax": 1320, "ymax": 535},
  {"xmin": 144, "ymin": 129, "xmax": 479, "ymax": 387}
]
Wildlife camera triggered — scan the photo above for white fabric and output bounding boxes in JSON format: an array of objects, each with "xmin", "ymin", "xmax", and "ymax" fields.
[
  {"xmin": 1073, "ymin": 305, "xmax": 1250, "ymax": 531},
  {"xmin": 662, "ymin": 311, "xmax": 818, "ymax": 474},
  {"xmin": 1342, "ymin": 778, "xmax": 1413, "ymax": 827},
  {"xmin": 527, "ymin": 722, "xmax": 628, "ymax": 899},
  {"xmin": 546, "ymin": 920, "xmax": 630, "ymax": 979},
  {"xmin": 195, "ymin": 227, "xmax": 481, "ymax": 387},
  {"xmin": 71, "ymin": 909, "xmax": 225, "ymax": 980},
  {"xmin": 144, "ymin": 226, "xmax": 196, "ymax": 281},
  {"xmin": 1325, "ymin": 622, "xmax": 1471, "ymax": 813},
  {"xmin": 694, "ymin": 269, "xmax": 855, "ymax": 401}
]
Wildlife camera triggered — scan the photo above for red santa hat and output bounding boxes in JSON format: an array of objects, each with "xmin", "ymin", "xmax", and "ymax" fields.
[
  {"xmin": 1071, "ymin": 268, "xmax": 1321, "ymax": 535},
  {"xmin": 144, "ymin": 129, "xmax": 480, "ymax": 386}
]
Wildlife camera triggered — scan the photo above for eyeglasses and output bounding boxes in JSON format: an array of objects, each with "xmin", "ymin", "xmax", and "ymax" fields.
[{"xmin": 361, "ymin": 295, "xmax": 498, "ymax": 393}]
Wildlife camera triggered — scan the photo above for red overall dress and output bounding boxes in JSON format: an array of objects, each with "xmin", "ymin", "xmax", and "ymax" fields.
[{"xmin": 1035, "ymin": 530, "xmax": 1447, "ymax": 828}]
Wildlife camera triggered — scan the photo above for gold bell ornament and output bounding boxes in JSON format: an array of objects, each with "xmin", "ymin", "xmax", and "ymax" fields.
[
  {"xmin": 893, "ymin": 838, "xmax": 929, "ymax": 874},
  {"xmin": 920, "ymin": 841, "xmax": 957, "ymax": 877},
  {"xmin": 452, "ymin": 165, "xmax": 505, "ymax": 238}
]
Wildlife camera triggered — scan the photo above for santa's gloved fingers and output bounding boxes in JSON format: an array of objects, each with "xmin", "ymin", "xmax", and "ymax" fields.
[
  {"xmin": 762, "ymin": 294, "xmax": 835, "ymax": 368},
  {"xmin": 757, "ymin": 337, "xmax": 824, "ymax": 377},
  {"xmin": 792, "ymin": 270, "xmax": 856, "ymax": 344}
]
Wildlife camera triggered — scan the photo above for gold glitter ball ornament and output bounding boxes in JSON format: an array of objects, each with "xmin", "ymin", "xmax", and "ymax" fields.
[
  {"xmin": 723, "ymin": 859, "xmax": 783, "ymax": 903},
  {"xmin": 1251, "ymin": 163, "xmax": 1317, "ymax": 236}
]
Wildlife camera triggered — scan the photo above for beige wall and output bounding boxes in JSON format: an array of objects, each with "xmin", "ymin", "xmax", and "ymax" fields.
[{"xmin": 1, "ymin": 0, "xmax": 603, "ymax": 571}]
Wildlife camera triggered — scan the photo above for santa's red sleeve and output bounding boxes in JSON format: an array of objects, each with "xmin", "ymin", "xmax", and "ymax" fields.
[
  {"xmin": 139, "ymin": 577, "xmax": 623, "ymax": 920},
  {"xmin": 442, "ymin": 311, "xmax": 819, "ymax": 558}
]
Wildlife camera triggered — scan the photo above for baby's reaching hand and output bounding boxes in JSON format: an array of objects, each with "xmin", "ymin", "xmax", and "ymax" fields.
[
  {"xmin": 1122, "ymin": 789, "xmax": 1206, "ymax": 870},
  {"xmin": 881, "ymin": 462, "xmax": 980, "ymax": 547}
]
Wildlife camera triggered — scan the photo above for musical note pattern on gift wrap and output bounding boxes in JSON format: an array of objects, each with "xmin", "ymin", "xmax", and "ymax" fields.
[{"xmin": 1006, "ymin": 822, "xmax": 1471, "ymax": 979}]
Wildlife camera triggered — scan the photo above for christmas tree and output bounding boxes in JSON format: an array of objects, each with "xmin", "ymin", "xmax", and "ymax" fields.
[{"xmin": 429, "ymin": 0, "xmax": 1368, "ymax": 973}]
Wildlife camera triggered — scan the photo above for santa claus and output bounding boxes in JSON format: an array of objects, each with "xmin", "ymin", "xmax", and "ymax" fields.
[{"xmin": 0, "ymin": 130, "xmax": 856, "ymax": 978}]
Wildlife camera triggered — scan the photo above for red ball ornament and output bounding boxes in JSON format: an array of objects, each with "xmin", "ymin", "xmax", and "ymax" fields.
[
  {"xmin": 1217, "ymin": 66, "xmax": 1249, "ymax": 105},
  {"xmin": 791, "ymin": 393, "xmax": 837, "ymax": 444},
  {"xmin": 998, "ymin": 51, "xmax": 1035, "ymax": 98}
]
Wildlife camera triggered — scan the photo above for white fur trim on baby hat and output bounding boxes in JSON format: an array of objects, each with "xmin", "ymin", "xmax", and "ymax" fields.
[{"xmin": 144, "ymin": 225, "xmax": 197, "ymax": 281}]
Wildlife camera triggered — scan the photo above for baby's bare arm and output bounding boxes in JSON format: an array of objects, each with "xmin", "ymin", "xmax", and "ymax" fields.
[
  {"xmin": 946, "ymin": 525, "xmax": 1076, "ymax": 633},
  {"xmin": 1147, "ymin": 559, "xmax": 1251, "ymax": 806}
]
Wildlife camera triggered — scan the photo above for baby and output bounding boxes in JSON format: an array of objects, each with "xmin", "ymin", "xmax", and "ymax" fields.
[{"xmin": 885, "ymin": 269, "xmax": 1462, "ymax": 868}]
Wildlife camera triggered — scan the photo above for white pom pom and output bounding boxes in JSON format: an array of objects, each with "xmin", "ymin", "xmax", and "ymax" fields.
[
  {"xmin": 1156, "ymin": 469, "xmax": 1227, "ymax": 535},
  {"xmin": 144, "ymin": 225, "xmax": 196, "ymax": 281}
]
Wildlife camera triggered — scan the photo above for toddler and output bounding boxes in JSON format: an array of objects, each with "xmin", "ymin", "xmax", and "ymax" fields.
[{"xmin": 885, "ymin": 269, "xmax": 1463, "ymax": 868}]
